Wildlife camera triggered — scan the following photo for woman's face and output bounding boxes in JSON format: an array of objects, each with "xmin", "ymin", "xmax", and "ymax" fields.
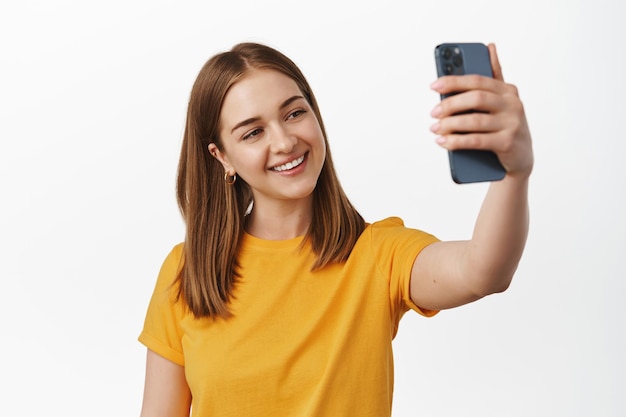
[{"xmin": 211, "ymin": 69, "xmax": 326, "ymax": 209}]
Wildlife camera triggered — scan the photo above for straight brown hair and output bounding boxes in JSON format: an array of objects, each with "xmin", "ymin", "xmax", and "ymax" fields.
[{"xmin": 176, "ymin": 42, "xmax": 365, "ymax": 318}]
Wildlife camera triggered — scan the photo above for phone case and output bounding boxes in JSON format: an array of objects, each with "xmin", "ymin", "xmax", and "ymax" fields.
[{"xmin": 434, "ymin": 43, "xmax": 506, "ymax": 184}]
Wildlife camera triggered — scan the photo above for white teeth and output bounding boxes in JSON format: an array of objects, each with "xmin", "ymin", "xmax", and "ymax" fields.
[{"xmin": 273, "ymin": 155, "xmax": 305, "ymax": 172}]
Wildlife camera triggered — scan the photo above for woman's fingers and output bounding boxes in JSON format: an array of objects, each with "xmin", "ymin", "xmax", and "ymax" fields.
[
  {"xmin": 434, "ymin": 130, "xmax": 511, "ymax": 154},
  {"xmin": 432, "ymin": 90, "xmax": 522, "ymax": 134},
  {"xmin": 431, "ymin": 110, "xmax": 514, "ymax": 155},
  {"xmin": 431, "ymin": 111, "xmax": 504, "ymax": 136},
  {"xmin": 432, "ymin": 95, "xmax": 524, "ymax": 150},
  {"xmin": 432, "ymin": 89, "xmax": 502, "ymax": 118},
  {"xmin": 431, "ymin": 74, "xmax": 518, "ymax": 99},
  {"xmin": 432, "ymin": 74, "xmax": 495, "ymax": 97}
]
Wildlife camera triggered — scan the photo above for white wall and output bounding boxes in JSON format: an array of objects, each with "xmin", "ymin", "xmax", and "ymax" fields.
[{"xmin": 1, "ymin": 0, "xmax": 623, "ymax": 415}]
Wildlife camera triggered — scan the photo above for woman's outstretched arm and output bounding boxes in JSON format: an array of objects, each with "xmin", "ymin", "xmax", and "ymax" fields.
[{"xmin": 410, "ymin": 44, "xmax": 533, "ymax": 311}]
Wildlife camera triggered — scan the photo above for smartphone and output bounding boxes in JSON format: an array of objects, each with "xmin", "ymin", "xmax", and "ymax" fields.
[{"xmin": 434, "ymin": 43, "xmax": 506, "ymax": 184}]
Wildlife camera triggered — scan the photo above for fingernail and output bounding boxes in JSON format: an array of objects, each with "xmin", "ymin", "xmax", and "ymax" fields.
[
  {"xmin": 435, "ymin": 136, "xmax": 447, "ymax": 145},
  {"xmin": 430, "ymin": 79, "xmax": 443, "ymax": 90},
  {"xmin": 430, "ymin": 122, "xmax": 440, "ymax": 133},
  {"xmin": 431, "ymin": 105, "xmax": 442, "ymax": 117}
]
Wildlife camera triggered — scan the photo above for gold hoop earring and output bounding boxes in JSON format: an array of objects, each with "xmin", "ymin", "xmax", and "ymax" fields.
[{"xmin": 224, "ymin": 173, "xmax": 237, "ymax": 185}]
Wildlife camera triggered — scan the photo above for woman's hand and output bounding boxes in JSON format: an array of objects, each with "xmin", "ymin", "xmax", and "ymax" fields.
[{"xmin": 429, "ymin": 43, "xmax": 533, "ymax": 180}]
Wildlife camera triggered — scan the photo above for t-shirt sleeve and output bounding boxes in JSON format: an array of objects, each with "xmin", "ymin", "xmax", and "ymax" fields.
[
  {"xmin": 138, "ymin": 243, "xmax": 186, "ymax": 366},
  {"xmin": 369, "ymin": 217, "xmax": 440, "ymax": 323}
]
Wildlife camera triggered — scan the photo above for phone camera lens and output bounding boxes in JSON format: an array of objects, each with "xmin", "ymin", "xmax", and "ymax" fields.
[
  {"xmin": 442, "ymin": 47, "xmax": 452, "ymax": 60},
  {"xmin": 453, "ymin": 54, "xmax": 463, "ymax": 67},
  {"xmin": 444, "ymin": 63, "xmax": 454, "ymax": 75}
]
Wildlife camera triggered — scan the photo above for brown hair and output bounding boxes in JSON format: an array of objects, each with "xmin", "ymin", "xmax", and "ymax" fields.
[{"xmin": 176, "ymin": 42, "xmax": 365, "ymax": 318}]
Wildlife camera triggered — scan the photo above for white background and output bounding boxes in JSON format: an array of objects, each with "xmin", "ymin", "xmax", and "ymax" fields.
[{"xmin": 1, "ymin": 0, "xmax": 624, "ymax": 415}]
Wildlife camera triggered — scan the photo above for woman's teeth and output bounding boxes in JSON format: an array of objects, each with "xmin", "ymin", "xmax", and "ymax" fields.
[{"xmin": 272, "ymin": 155, "xmax": 305, "ymax": 172}]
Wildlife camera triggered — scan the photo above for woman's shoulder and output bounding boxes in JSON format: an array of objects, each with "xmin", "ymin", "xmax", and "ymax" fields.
[
  {"xmin": 362, "ymin": 216, "xmax": 438, "ymax": 246},
  {"xmin": 368, "ymin": 216, "xmax": 406, "ymax": 228},
  {"xmin": 152, "ymin": 242, "xmax": 185, "ymax": 291},
  {"xmin": 162, "ymin": 242, "xmax": 185, "ymax": 269},
  {"xmin": 167, "ymin": 242, "xmax": 185, "ymax": 259}
]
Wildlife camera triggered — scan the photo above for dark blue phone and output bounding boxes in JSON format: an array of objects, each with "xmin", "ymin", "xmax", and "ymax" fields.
[{"xmin": 434, "ymin": 43, "xmax": 506, "ymax": 184}]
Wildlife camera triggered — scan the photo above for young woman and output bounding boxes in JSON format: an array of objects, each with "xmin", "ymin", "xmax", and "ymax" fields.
[{"xmin": 139, "ymin": 42, "xmax": 533, "ymax": 417}]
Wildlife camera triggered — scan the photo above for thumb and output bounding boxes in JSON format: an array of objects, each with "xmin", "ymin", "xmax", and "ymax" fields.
[{"xmin": 488, "ymin": 43, "xmax": 504, "ymax": 81}]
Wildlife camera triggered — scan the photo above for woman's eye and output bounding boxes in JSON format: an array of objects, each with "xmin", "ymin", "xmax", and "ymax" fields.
[
  {"xmin": 243, "ymin": 128, "xmax": 262, "ymax": 140},
  {"xmin": 287, "ymin": 109, "xmax": 305, "ymax": 120}
]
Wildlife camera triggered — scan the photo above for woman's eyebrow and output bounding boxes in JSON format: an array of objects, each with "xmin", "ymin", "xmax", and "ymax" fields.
[
  {"xmin": 279, "ymin": 95, "xmax": 305, "ymax": 110},
  {"xmin": 230, "ymin": 95, "xmax": 306, "ymax": 134},
  {"xmin": 231, "ymin": 117, "xmax": 260, "ymax": 134}
]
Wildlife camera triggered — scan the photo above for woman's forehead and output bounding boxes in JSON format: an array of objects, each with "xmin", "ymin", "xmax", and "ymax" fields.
[{"xmin": 220, "ymin": 70, "xmax": 302, "ymax": 123}]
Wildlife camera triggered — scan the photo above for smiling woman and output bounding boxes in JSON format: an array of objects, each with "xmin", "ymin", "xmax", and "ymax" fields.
[
  {"xmin": 210, "ymin": 71, "xmax": 327, "ymax": 212},
  {"xmin": 138, "ymin": 41, "xmax": 533, "ymax": 417}
]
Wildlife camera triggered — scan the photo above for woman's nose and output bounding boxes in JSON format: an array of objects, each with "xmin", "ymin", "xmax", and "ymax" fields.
[{"xmin": 269, "ymin": 125, "xmax": 296, "ymax": 153}]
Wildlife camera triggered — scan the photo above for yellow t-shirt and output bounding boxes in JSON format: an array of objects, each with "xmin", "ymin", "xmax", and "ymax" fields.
[{"xmin": 139, "ymin": 217, "xmax": 439, "ymax": 416}]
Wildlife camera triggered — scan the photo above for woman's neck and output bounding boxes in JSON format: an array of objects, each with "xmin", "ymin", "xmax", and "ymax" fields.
[{"xmin": 244, "ymin": 198, "xmax": 312, "ymax": 240}]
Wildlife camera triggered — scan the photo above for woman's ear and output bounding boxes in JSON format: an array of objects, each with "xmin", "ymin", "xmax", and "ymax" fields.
[{"xmin": 208, "ymin": 143, "xmax": 235, "ymax": 175}]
